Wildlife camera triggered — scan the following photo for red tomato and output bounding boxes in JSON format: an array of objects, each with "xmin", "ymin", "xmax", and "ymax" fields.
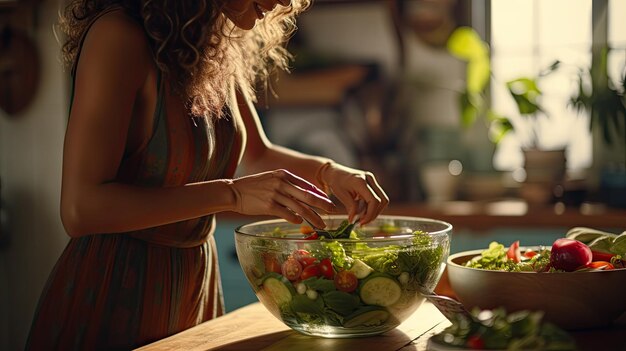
[
  {"xmin": 300, "ymin": 264, "xmax": 322, "ymax": 280},
  {"xmin": 550, "ymin": 238, "xmax": 592, "ymax": 272},
  {"xmin": 466, "ymin": 335, "xmax": 485, "ymax": 349},
  {"xmin": 318, "ymin": 258, "xmax": 335, "ymax": 279},
  {"xmin": 304, "ymin": 232, "xmax": 318, "ymax": 240},
  {"xmin": 523, "ymin": 250, "xmax": 538, "ymax": 258},
  {"xmin": 580, "ymin": 261, "xmax": 615, "ymax": 270},
  {"xmin": 334, "ymin": 270, "xmax": 358, "ymax": 293},
  {"xmin": 292, "ymin": 249, "xmax": 317, "ymax": 267},
  {"xmin": 281, "ymin": 258, "xmax": 302, "ymax": 281},
  {"xmin": 262, "ymin": 254, "xmax": 282, "ymax": 274},
  {"xmin": 506, "ymin": 240, "xmax": 521, "ymax": 263}
]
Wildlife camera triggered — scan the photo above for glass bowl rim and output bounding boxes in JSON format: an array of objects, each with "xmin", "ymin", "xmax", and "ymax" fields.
[{"xmin": 234, "ymin": 214, "xmax": 453, "ymax": 243}]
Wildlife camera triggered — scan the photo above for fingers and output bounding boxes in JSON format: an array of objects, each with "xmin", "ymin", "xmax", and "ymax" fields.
[
  {"xmin": 231, "ymin": 170, "xmax": 333, "ymax": 219},
  {"xmin": 327, "ymin": 172, "xmax": 388, "ymax": 225},
  {"xmin": 364, "ymin": 172, "xmax": 389, "ymax": 222},
  {"xmin": 274, "ymin": 193, "xmax": 327, "ymax": 228},
  {"xmin": 329, "ymin": 186, "xmax": 359, "ymax": 222},
  {"xmin": 272, "ymin": 169, "xmax": 335, "ymax": 214}
]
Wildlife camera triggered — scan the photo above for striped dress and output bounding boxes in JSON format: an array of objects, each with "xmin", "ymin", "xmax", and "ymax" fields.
[{"xmin": 26, "ymin": 8, "xmax": 244, "ymax": 350}]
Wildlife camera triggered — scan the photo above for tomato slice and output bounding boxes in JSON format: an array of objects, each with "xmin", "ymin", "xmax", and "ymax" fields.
[
  {"xmin": 523, "ymin": 250, "xmax": 538, "ymax": 258},
  {"xmin": 581, "ymin": 261, "xmax": 615, "ymax": 270},
  {"xmin": 466, "ymin": 335, "xmax": 485, "ymax": 349},
  {"xmin": 304, "ymin": 232, "xmax": 318, "ymax": 240},
  {"xmin": 292, "ymin": 249, "xmax": 317, "ymax": 267},
  {"xmin": 507, "ymin": 240, "xmax": 521, "ymax": 263},
  {"xmin": 318, "ymin": 258, "xmax": 335, "ymax": 279},
  {"xmin": 334, "ymin": 270, "xmax": 358, "ymax": 293},
  {"xmin": 300, "ymin": 264, "xmax": 322, "ymax": 280},
  {"xmin": 262, "ymin": 254, "xmax": 282, "ymax": 274},
  {"xmin": 281, "ymin": 258, "xmax": 302, "ymax": 281}
]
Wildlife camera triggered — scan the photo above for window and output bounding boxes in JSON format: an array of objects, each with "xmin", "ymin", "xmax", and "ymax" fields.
[{"xmin": 490, "ymin": 0, "xmax": 594, "ymax": 171}]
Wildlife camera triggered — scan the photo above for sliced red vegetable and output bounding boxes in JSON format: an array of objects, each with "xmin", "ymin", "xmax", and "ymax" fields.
[
  {"xmin": 300, "ymin": 225, "xmax": 315, "ymax": 235},
  {"xmin": 523, "ymin": 250, "xmax": 538, "ymax": 258},
  {"xmin": 466, "ymin": 334, "xmax": 485, "ymax": 349},
  {"xmin": 580, "ymin": 261, "xmax": 615, "ymax": 270},
  {"xmin": 318, "ymin": 258, "xmax": 335, "ymax": 279},
  {"xmin": 281, "ymin": 258, "xmax": 302, "ymax": 281},
  {"xmin": 304, "ymin": 232, "xmax": 318, "ymax": 240},
  {"xmin": 507, "ymin": 240, "xmax": 521, "ymax": 263},
  {"xmin": 591, "ymin": 250, "xmax": 615, "ymax": 262},
  {"xmin": 334, "ymin": 270, "xmax": 358, "ymax": 293},
  {"xmin": 262, "ymin": 254, "xmax": 282, "ymax": 274},
  {"xmin": 300, "ymin": 264, "xmax": 322, "ymax": 280},
  {"xmin": 550, "ymin": 238, "xmax": 593, "ymax": 272},
  {"xmin": 292, "ymin": 249, "xmax": 317, "ymax": 267}
]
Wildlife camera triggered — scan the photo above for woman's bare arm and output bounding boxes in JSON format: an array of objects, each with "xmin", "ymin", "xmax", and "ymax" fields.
[
  {"xmin": 60, "ymin": 13, "xmax": 238, "ymax": 237},
  {"xmin": 235, "ymin": 89, "xmax": 389, "ymax": 224}
]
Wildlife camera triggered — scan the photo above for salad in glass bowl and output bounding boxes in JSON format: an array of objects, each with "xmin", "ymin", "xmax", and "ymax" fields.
[{"xmin": 234, "ymin": 215, "xmax": 452, "ymax": 338}]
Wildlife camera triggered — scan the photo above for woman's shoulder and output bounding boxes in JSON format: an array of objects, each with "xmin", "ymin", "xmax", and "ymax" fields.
[
  {"xmin": 78, "ymin": 8, "xmax": 152, "ymax": 78},
  {"xmin": 86, "ymin": 8, "xmax": 149, "ymax": 52}
]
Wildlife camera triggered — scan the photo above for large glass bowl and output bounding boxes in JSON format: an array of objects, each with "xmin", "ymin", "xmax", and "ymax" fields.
[{"xmin": 234, "ymin": 215, "xmax": 452, "ymax": 338}]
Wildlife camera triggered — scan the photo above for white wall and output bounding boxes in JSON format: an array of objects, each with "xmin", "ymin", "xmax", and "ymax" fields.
[
  {"xmin": 298, "ymin": 3, "xmax": 401, "ymax": 78},
  {"xmin": 0, "ymin": 0, "xmax": 69, "ymax": 349}
]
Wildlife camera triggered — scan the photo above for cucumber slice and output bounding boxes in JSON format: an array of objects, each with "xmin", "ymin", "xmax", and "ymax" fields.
[
  {"xmin": 359, "ymin": 274, "xmax": 402, "ymax": 307},
  {"xmin": 344, "ymin": 306, "xmax": 390, "ymax": 328},
  {"xmin": 262, "ymin": 273, "xmax": 295, "ymax": 306},
  {"xmin": 348, "ymin": 259, "xmax": 374, "ymax": 279}
]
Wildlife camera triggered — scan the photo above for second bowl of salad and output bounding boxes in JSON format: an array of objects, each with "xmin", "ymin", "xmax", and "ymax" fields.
[
  {"xmin": 234, "ymin": 215, "xmax": 451, "ymax": 338},
  {"xmin": 447, "ymin": 227, "xmax": 626, "ymax": 330}
]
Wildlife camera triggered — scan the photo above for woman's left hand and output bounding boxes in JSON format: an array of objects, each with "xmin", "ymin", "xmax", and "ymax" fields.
[{"xmin": 317, "ymin": 162, "xmax": 389, "ymax": 225}]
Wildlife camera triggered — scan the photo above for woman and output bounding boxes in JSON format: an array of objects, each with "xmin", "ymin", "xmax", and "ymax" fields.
[{"xmin": 26, "ymin": 0, "xmax": 388, "ymax": 349}]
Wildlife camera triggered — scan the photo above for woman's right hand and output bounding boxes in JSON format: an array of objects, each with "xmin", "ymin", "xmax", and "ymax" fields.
[{"xmin": 229, "ymin": 169, "xmax": 335, "ymax": 229}]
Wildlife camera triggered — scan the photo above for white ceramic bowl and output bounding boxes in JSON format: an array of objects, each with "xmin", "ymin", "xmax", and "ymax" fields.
[
  {"xmin": 447, "ymin": 249, "xmax": 626, "ymax": 330},
  {"xmin": 235, "ymin": 215, "xmax": 451, "ymax": 338}
]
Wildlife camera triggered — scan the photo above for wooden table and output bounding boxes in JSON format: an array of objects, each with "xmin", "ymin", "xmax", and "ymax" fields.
[{"xmin": 136, "ymin": 301, "xmax": 626, "ymax": 351}]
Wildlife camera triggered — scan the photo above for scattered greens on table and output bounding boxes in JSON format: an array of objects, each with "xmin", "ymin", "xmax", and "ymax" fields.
[{"xmin": 431, "ymin": 307, "xmax": 577, "ymax": 350}]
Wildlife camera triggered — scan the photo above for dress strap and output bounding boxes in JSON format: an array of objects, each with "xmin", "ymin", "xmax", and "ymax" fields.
[
  {"xmin": 67, "ymin": 6, "xmax": 127, "ymax": 117},
  {"xmin": 70, "ymin": 5, "xmax": 126, "ymax": 78}
]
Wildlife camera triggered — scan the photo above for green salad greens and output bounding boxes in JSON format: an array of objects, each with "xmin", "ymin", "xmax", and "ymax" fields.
[
  {"xmin": 431, "ymin": 308, "xmax": 577, "ymax": 350},
  {"xmin": 248, "ymin": 224, "xmax": 447, "ymax": 332},
  {"xmin": 466, "ymin": 242, "xmax": 551, "ymax": 272}
]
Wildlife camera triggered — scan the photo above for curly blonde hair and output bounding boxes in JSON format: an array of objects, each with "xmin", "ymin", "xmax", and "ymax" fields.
[{"xmin": 58, "ymin": 0, "xmax": 310, "ymax": 117}]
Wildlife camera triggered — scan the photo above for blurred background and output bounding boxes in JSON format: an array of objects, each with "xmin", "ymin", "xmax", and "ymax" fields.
[{"xmin": 1, "ymin": 0, "xmax": 625, "ymax": 349}]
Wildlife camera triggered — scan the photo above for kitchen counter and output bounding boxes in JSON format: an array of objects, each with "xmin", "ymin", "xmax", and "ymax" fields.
[
  {"xmin": 218, "ymin": 200, "xmax": 626, "ymax": 232},
  {"xmin": 136, "ymin": 301, "xmax": 626, "ymax": 351}
]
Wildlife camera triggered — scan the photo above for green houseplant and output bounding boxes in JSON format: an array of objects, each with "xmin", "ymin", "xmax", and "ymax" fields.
[
  {"xmin": 570, "ymin": 48, "xmax": 626, "ymax": 153},
  {"xmin": 569, "ymin": 48, "xmax": 626, "ymax": 207},
  {"xmin": 446, "ymin": 27, "xmax": 562, "ymax": 148},
  {"xmin": 447, "ymin": 26, "xmax": 626, "ymax": 206},
  {"xmin": 446, "ymin": 27, "xmax": 568, "ymax": 205}
]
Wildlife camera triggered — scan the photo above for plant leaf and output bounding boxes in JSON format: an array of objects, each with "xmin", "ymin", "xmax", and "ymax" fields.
[
  {"xmin": 507, "ymin": 78, "xmax": 543, "ymax": 116},
  {"xmin": 460, "ymin": 91, "xmax": 480, "ymax": 127},
  {"xmin": 447, "ymin": 27, "xmax": 491, "ymax": 95},
  {"xmin": 488, "ymin": 111, "xmax": 514, "ymax": 144}
]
